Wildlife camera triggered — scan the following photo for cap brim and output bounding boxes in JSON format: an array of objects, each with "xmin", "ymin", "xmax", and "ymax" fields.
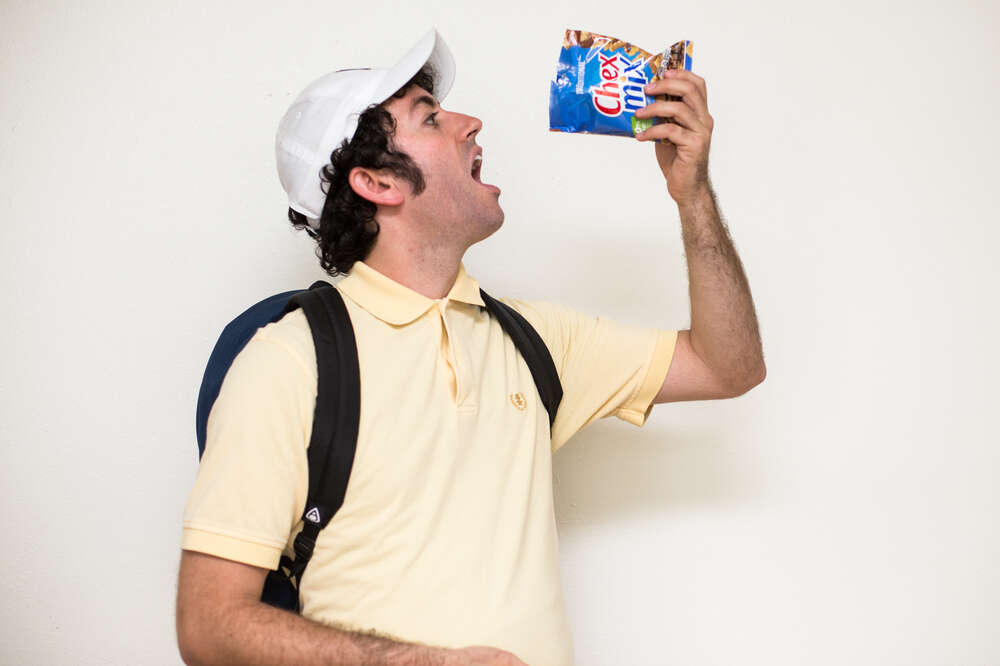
[{"xmin": 372, "ymin": 28, "xmax": 455, "ymax": 106}]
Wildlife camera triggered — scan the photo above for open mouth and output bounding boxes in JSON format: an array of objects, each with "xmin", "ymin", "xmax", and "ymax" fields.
[
  {"xmin": 470, "ymin": 151, "xmax": 500, "ymax": 194},
  {"xmin": 471, "ymin": 153, "xmax": 483, "ymax": 183}
]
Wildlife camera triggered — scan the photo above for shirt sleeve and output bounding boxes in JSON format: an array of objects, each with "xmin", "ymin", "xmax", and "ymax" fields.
[
  {"xmin": 181, "ymin": 312, "xmax": 316, "ymax": 569},
  {"xmin": 499, "ymin": 298, "xmax": 678, "ymax": 453}
]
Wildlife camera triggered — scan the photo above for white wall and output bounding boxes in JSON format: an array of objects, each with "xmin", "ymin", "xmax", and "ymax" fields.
[{"xmin": 2, "ymin": 0, "xmax": 997, "ymax": 664}]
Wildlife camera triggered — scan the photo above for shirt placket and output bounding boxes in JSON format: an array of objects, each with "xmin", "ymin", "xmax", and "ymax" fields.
[
  {"xmin": 437, "ymin": 300, "xmax": 460, "ymax": 403},
  {"xmin": 436, "ymin": 299, "xmax": 474, "ymax": 409}
]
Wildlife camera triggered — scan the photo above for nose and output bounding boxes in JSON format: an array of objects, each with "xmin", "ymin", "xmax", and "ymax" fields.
[{"xmin": 457, "ymin": 113, "xmax": 482, "ymax": 144}]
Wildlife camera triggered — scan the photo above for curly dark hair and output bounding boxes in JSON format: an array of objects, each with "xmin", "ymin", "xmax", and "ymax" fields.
[{"xmin": 287, "ymin": 65, "xmax": 436, "ymax": 276}]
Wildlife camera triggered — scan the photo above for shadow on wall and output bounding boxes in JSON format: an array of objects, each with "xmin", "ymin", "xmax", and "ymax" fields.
[{"xmin": 552, "ymin": 414, "xmax": 764, "ymax": 530}]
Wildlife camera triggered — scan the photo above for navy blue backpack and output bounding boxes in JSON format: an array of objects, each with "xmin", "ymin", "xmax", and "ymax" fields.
[{"xmin": 195, "ymin": 280, "xmax": 563, "ymax": 611}]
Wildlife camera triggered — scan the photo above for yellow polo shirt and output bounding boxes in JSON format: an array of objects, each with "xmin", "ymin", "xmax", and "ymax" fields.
[{"xmin": 182, "ymin": 260, "xmax": 677, "ymax": 665}]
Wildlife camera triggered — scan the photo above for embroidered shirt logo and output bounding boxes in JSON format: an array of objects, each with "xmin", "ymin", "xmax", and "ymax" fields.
[{"xmin": 509, "ymin": 392, "xmax": 527, "ymax": 411}]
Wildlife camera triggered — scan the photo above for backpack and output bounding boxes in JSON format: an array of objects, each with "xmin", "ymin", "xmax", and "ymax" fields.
[{"xmin": 195, "ymin": 280, "xmax": 563, "ymax": 611}]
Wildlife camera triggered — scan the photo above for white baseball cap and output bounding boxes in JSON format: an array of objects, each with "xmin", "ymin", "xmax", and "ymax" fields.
[{"xmin": 275, "ymin": 28, "xmax": 456, "ymax": 229}]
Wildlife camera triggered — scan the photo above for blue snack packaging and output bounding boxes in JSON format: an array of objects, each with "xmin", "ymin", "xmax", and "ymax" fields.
[{"xmin": 549, "ymin": 30, "xmax": 693, "ymax": 139}]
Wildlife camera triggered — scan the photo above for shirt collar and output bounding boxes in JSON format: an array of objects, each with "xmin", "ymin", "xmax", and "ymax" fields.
[{"xmin": 337, "ymin": 260, "xmax": 486, "ymax": 326}]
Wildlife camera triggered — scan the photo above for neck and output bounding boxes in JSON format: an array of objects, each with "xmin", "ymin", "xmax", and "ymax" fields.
[{"xmin": 362, "ymin": 235, "xmax": 465, "ymax": 300}]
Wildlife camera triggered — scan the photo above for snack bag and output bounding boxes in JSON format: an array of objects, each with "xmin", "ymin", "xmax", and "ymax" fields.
[{"xmin": 549, "ymin": 30, "xmax": 693, "ymax": 139}]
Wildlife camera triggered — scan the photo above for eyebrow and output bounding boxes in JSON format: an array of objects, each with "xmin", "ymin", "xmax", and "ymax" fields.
[{"xmin": 409, "ymin": 94, "xmax": 438, "ymax": 117}]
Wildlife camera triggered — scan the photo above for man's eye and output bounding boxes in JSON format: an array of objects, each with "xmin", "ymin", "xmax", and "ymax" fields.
[{"xmin": 425, "ymin": 112, "xmax": 439, "ymax": 126}]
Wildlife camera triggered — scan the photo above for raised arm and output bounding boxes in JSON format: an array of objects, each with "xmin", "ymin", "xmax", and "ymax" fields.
[{"xmin": 635, "ymin": 69, "xmax": 766, "ymax": 402}]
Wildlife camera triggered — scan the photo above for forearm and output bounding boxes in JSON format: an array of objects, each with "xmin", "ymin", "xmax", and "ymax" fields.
[
  {"xmin": 676, "ymin": 185, "xmax": 765, "ymax": 389},
  {"xmin": 179, "ymin": 598, "xmax": 446, "ymax": 666}
]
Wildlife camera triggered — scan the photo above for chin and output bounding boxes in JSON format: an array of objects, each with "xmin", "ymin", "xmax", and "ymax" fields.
[{"xmin": 473, "ymin": 210, "xmax": 504, "ymax": 244}]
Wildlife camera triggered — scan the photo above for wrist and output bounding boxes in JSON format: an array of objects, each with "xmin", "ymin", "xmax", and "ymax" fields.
[{"xmin": 676, "ymin": 185, "xmax": 715, "ymax": 213}]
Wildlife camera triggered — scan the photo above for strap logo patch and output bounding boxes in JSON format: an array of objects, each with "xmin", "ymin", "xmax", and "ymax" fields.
[
  {"xmin": 304, "ymin": 507, "xmax": 322, "ymax": 524},
  {"xmin": 509, "ymin": 392, "xmax": 527, "ymax": 411}
]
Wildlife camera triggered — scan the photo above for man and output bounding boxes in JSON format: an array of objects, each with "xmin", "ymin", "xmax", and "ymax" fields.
[{"xmin": 176, "ymin": 29, "xmax": 764, "ymax": 666}]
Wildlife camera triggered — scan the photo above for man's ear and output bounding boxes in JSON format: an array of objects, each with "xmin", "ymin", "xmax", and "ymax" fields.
[{"xmin": 347, "ymin": 167, "xmax": 405, "ymax": 207}]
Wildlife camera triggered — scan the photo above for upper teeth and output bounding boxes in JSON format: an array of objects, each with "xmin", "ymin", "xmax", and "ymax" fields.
[{"xmin": 472, "ymin": 154, "xmax": 482, "ymax": 173}]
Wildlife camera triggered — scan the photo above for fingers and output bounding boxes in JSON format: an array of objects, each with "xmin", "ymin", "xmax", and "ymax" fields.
[
  {"xmin": 642, "ymin": 70, "xmax": 712, "ymax": 127},
  {"xmin": 635, "ymin": 70, "xmax": 713, "ymax": 146},
  {"xmin": 644, "ymin": 69, "xmax": 708, "ymax": 107},
  {"xmin": 636, "ymin": 120, "xmax": 695, "ymax": 145},
  {"xmin": 634, "ymin": 100, "xmax": 704, "ymax": 133}
]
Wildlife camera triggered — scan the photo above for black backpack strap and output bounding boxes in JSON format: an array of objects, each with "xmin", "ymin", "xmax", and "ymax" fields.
[
  {"xmin": 261, "ymin": 281, "xmax": 360, "ymax": 611},
  {"xmin": 479, "ymin": 289, "xmax": 563, "ymax": 430}
]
